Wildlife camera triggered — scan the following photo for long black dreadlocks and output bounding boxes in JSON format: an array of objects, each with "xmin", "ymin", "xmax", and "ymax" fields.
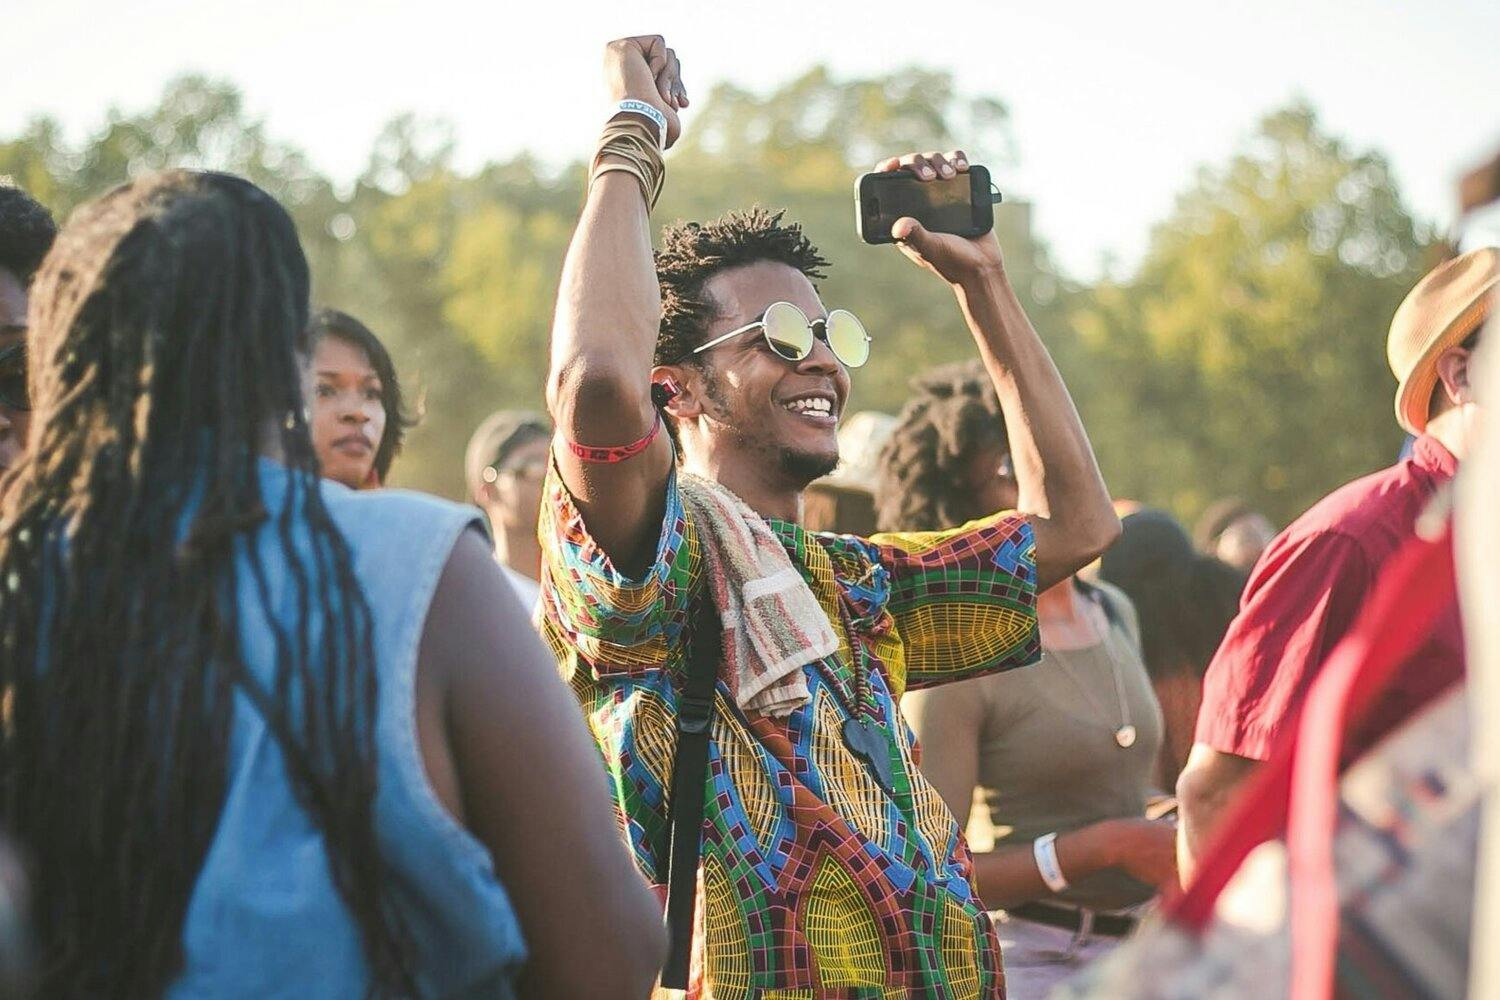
[{"xmin": 0, "ymin": 171, "xmax": 412, "ymax": 997}]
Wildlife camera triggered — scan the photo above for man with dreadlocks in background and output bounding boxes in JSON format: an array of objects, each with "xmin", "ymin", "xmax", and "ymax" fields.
[
  {"xmin": 0, "ymin": 170, "xmax": 663, "ymax": 998},
  {"xmin": 0, "ymin": 184, "xmax": 56, "ymax": 482},
  {"xmin": 539, "ymin": 35, "xmax": 1118, "ymax": 998}
]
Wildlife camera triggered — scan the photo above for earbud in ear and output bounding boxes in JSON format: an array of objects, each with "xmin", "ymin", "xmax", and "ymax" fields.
[{"xmin": 651, "ymin": 376, "xmax": 682, "ymax": 408}]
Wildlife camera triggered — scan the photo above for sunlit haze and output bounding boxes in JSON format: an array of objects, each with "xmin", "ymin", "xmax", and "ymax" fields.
[{"xmin": 7, "ymin": 0, "xmax": 1500, "ymax": 278}]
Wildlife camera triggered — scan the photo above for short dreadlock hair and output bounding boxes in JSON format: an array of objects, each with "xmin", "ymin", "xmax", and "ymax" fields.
[
  {"xmin": 0, "ymin": 184, "xmax": 57, "ymax": 283},
  {"xmin": 653, "ymin": 207, "xmax": 830, "ymax": 366},
  {"xmin": 874, "ymin": 360, "xmax": 1009, "ymax": 533}
]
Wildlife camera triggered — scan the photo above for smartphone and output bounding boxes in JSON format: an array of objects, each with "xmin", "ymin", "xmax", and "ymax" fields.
[{"xmin": 855, "ymin": 165, "xmax": 998, "ymax": 245}]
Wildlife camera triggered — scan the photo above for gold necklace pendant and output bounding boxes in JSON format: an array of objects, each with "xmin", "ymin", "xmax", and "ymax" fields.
[{"xmin": 1115, "ymin": 724, "xmax": 1137, "ymax": 749}]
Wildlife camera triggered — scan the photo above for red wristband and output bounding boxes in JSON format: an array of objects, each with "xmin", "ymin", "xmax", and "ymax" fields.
[{"xmin": 564, "ymin": 413, "xmax": 663, "ymax": 464}]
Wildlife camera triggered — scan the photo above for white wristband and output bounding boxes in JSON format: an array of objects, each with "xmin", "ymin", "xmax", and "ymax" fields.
[
  {"xmin": 610, "ymin": 99, "xmax": 666, "ymax": 149},
  {"xmin": 1033, "ymin": 832, "xmax": 1069, "ymax": 893}
]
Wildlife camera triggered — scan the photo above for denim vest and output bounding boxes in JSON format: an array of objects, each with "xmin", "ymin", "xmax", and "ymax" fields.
[{"xmin": 168, "ymin": 460, "xmax": 525, "ymax": 998}]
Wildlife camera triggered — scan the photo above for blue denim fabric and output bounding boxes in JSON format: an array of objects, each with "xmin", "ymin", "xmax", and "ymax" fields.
[{"xmin": 168, "ymin": 460, "xmax": 525, "ymax": 999}]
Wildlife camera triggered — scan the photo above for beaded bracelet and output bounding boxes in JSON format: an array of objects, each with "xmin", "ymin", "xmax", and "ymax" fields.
[{"xmin": 564, "ymin": 412, "xmax": 663, "ymax": 464}]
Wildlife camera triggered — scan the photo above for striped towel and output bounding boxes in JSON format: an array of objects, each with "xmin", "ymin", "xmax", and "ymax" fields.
[{"xmin": 678, "ymin": 474, "xmax": 836, "ymax": 717}]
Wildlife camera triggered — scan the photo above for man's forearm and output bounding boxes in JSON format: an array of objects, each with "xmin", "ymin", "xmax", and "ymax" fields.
[
  {"xmin": 546, "ymin": 169, "xmax": 660, "ymax": 437},
  {"xmin": 973, "ymin": 824, "xmax": 1119, "ymax": 911},
  {"xmin": 1176, "ymin": 745, "xmax": 1261, "ymax": 883},
  {"xmin": 542, "ymin": 37, "xmax": 684, "ymax": 571},
  {"xmin": 954, "ymin": 266, "xmax": 1118, "ymax": 585}
]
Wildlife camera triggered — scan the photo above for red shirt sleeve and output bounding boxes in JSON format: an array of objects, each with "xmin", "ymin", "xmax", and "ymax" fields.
[{"xmin": 1194, "ymin": 529, "xmax": 1372, "ymax": 760}]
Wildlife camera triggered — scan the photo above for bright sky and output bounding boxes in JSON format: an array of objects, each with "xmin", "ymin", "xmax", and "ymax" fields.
[{"xmin": 7, "ymin": 0, "xmax": 1500, "ymax": 279}]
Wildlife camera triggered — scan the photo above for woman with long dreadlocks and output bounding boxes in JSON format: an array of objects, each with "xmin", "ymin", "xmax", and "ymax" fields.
[{"xmin": 0, "ymin": 170, "xmax": 663, "ymax": 998}]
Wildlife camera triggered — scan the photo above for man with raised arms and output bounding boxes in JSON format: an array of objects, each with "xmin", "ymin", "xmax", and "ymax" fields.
[{"xmin": 539, "ymin": 34, "xmax": 1119, "ymax": 998}]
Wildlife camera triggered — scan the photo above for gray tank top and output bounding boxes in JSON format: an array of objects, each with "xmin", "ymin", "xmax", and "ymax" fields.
[{"xmin": 976, "ymin": 581, "xmax": 1164, "ymax": 906}]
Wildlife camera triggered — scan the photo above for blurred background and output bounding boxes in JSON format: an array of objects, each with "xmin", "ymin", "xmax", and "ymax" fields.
[{"xmin": 4, "ymin": 0, "xmax": 1499, "ymax": 523}]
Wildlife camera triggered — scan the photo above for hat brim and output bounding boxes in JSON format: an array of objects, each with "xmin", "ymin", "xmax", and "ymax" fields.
[{"xmin": 1394, "ymin": 294, "xmax": 1492, "ymax": 434}]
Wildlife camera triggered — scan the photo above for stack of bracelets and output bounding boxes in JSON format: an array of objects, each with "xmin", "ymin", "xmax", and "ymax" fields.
[{"xmin": 591, "ymin": 107, "xmax": 665, "ymax": 210}]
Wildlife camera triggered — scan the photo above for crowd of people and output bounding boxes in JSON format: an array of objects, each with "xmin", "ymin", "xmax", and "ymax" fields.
[{"xmin": 0, "ymin": 32, "xmax": 1494, "ymax": 1000}]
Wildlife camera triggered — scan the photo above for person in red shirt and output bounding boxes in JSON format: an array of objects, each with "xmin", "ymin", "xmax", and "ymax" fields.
[{"xmin": 1176, "ymin": 246, "xmax": 1497, "ymax": 880}]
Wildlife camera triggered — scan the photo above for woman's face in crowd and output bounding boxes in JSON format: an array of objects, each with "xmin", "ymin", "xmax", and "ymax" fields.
[{"xmin": 309, "ymin": 335, "xmax": 386, "ymax": 489}]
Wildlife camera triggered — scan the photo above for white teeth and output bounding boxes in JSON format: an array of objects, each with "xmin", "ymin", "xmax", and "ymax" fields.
[{"xmin": 784, "ymin": 397, "xmax": 833, "ymax": 415}]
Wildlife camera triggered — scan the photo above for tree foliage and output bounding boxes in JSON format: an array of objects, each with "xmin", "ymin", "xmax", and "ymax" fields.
[
  {"xmin": 1, "ymin": 80, "xmax": 1434, "ymax": 524},
  {"xmin": 1067, "ymin": 104, "xmax": 1436, "ymax": 524}
]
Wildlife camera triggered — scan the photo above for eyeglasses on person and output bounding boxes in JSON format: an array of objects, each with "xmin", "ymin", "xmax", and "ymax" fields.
[{"xmin": 692, "ymin": 301, "xmax": 871, "ymax": 369}]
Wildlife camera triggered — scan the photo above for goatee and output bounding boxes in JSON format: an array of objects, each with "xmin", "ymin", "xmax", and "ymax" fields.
[{"xmin": 779, "ymin": 446, "xmax": 839, "ymax": 486}]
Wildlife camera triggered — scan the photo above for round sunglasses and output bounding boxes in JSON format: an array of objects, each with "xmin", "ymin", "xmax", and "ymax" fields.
[
  {"xmin": 692, "ymin": 301, "xmax": 871, "ymax": 369},
  {"xmin": 0, "ymin": 342, "xmax": 28, "ymax": 412}
]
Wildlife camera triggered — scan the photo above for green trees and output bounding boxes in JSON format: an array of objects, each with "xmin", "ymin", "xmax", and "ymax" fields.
[
  {"xmin": 1068, "ymin": 104, "xmax": 1434, "ymax": 524},
  {"xmin": 1, "ymin": 80, "xmax": 1433, "ymax": 525}
]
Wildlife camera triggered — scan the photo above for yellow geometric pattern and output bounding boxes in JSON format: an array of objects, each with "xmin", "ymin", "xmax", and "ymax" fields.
[
  {"xmin": 702, "ymin": 853, "xmax": 753, "ymax": 997},
  {"xmin": 897, "ymin": 603, "xmax": 1036, "ymax": 686},
  {"xmin": 869, "ymin": 623, "xmax": 909, "ymax": 699},
  {"xmin": 799, "ymin": 532, "xmax": 857, "ymax": 669},
  {"xmin": 939, "ymin": 896, "xmax": 982, "ymax": 998},
  {"xmin": 712, "ymin": 701, "xmax": 785, "ymax": 858},
  {"xmin": 626, "ymin": 688, "xmax": 676, "ymax": 790},
  {"xmin": 869, "ymin": 518, "xmax": 1000, "ymax": 555},
  {"xmin": 810, "ymin": 690, "xmax": 890, "ymax": 847},
  {"xmin": 804, "ymin": 855, "xmax": 887, "ymax": 988},
  {"xmin": 897, "ymin": 718, "xmax": 962, "ymax": 865},
  {"xmin": 760, "ymin": 992, "xmax": 909, "ymax": 999},
  {"xmin": 757, "ymin": 989, "xmax": 910, "ymax": 999}
]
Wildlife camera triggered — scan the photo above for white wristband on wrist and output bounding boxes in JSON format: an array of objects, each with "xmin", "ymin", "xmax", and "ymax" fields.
[
  {"xmin": 1033, "ymin": 832, "xmax": 1069, "ymax": 893},
  {"xmin": 610, "ymin": 99, "xmax": 666, "ymax": 149}
]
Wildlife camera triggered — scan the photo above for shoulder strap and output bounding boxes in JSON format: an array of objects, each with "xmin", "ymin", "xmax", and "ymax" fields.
[{"xmin": 660, "ymin": 591, "xmax": 721, "ymax": 989}]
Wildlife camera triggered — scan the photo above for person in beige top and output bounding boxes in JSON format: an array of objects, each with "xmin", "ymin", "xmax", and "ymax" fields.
[{"xmin": 876, "ymin": 362, "xmax": 1177, "ymax": 999}]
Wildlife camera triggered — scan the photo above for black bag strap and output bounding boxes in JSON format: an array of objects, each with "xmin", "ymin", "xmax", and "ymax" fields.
[{"xmin": 660, "ymin": 591, "xmax": 722, "ymax": 989}]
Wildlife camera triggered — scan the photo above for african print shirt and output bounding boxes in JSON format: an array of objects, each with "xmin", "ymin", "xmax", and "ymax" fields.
[{"xmin": 539, "ymin": 465, "xmax": 1039, "ymax": 999}]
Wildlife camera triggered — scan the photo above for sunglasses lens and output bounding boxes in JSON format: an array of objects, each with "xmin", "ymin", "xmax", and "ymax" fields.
[
  {"xmin": 762, "ymin": 301, "xmax": 813, "ymax": 361},
  {"xmin": 826, "ymin": 310, "xmax": 870, "ymax": 369}
]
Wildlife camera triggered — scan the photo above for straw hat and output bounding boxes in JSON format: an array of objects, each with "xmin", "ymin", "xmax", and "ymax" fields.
[{"xmin": 1388, "ymin": 246, "xmax": 1500, "ymax": 434}]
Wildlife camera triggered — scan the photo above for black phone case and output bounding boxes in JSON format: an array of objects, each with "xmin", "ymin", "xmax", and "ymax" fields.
[{"xmin": 854, "ymin": 165, "xmax": 995, "ymax": 245}]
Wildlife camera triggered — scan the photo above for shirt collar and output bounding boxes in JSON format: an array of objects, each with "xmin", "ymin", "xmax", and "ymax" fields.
[{"xmin": 1412, "ymin": 434, "xmax": 1459, "ymax": 479}]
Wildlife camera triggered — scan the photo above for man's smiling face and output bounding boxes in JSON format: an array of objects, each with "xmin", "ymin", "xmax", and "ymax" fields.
[{"xmin": 685, "ymin": 260, "xmax": 853, "ymax": 487}]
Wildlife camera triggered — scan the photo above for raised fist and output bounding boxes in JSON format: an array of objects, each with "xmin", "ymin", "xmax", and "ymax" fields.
[{"xmin": 604, "ymin": 36, "xmax": 688, "ymax": 148}]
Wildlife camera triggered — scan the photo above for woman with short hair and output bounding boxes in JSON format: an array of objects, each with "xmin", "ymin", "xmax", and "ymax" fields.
[{"xmin": 307, "ymin": 308, "xmax": 414, "ymax": 490}]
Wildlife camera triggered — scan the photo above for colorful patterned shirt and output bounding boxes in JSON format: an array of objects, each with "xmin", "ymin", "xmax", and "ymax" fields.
[{"xmin": 539, "ymin": 466, "xmax": 1039, "ymax": 999}]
